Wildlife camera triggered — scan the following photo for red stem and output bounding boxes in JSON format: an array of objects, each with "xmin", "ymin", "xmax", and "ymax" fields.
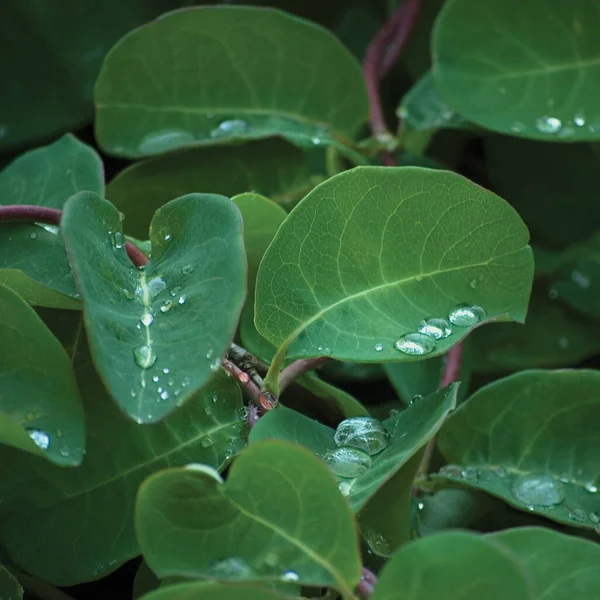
[
  {"xmin": 439, "ymin": 343, "xmax": 463, "ymax": 388},
  {"xmin": 277, "ymin": 356, "xmax": 330, "ymax": 395},
  {"xmin": 357, "ymin": 567, "xmax": 378, "ymax": 598},
  {"xmin": 222, "ymin": 358, "xmax": 274, "ymax": 417}
]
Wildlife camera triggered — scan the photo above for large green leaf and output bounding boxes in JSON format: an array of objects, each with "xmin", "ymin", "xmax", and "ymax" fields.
[
  {"xmin": 106, "ymin": 140, "xmax": 314, "ymax": 239},
  {"xmin": 0, "ymin": 326, "xmax": 245, "ymax": 585},
  {"xmin": 486, "ymin": 137, "xmax": 600, "ymax": 250},
  {"xmin": 471, "ymin": 287, "xmax": 600, "ymax": 372},
  {"xmin": 437, "ymin": 370, "xmax": 600, "ymax": 530},
  {"xmin": 95, "ymin": 6, "xmax": 368, "ymax": 160},
  {"xmin": 489, "ymin": 527, "xmax": 600, "ymax": 598},
  {"xmin": 371, "ymin": 531, "xmax": 535, "ymax": 600},
  {"xmin": 140, "ymin": 582, "xmax": 288, "ymax": 600},
  {"xmin": 0, "ymin": 566, "xmax": 22, "ymax": 600},
  {"xmin": 255, "ymin": 166, "xmax": 533, "ymax": 370},
  {"xmin": 1, "ymin": 0, "xmax": 186, "ymax": 149},
  {"xmin": 136, "ymin": 440, "xmax": 361, "ymax": 597},
  {"xmin": 61, "ymin": 192, "xmax": 246, "ymax": 423},
  {"xmin": 433, "ymin": 0, "xmax": 600, "ymax": 141},
  {"xmin": 0, "ymin": 284, "xmax": 84, "ymax": 465},
  {"xmin": 0, "ymin": 134, "xmax": 104, "ymax": 308}
]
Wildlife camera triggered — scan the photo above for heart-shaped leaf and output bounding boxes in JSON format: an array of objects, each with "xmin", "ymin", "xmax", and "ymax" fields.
[
  {"xmin": 488, "ymin": 527, "xmax": 600, "ymax": 598},
  {"xmin": 136, "ymin": 440, "xmax": 361, "ymax": 597},
  {"xmin": 139, "ymin": 582, "xmax": 288, "ymax": 600},
  {"xmin": 0, "ymin": 320, "xmax": 245, "ymax": 586},
  {"xmin": 371, "ymin": 531, "xmax": 535, "ymax": 600},
  {"xmin": 255, "ymin": 166, "xmax": 533, "ymax": 375},
  {"xmin": 0, "ymin": 284, "xmax": 84, "ymax": 465},
  {"xmin": 95, "ymin": 6, "xmax": 368, "ymax": 161},
  {"xmin": 437, "ymin": 369, "xmax": 600, "ymax": 530},
  {"xmin": 107, "ymin": 140, "xmax": 311, "ymax": 239},
  {"xmin": 433, "ymin": 0, "xmax": 600, "ymax": 141},
  {"xmin": 61, "ymin": 191, "xmax": 246, "ymax": 423}
]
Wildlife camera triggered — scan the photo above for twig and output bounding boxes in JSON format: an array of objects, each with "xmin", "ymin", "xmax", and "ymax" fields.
[
  {"xmin": 222, "ymin": 358, "xmax": 275, "ymax": 417},
  {"xmin": 278, "ymin": 356, "xmax": 330, "ymax": 395},
  {"xmin": 357, "ymin": 567, "xmax": 378, "ymax": 599}
]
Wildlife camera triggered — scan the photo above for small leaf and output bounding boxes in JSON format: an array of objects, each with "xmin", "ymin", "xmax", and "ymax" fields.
[
  {"xmin": 0, "ymin": 284, "xmax": 84, "ymax": 465},
  {"xmin": 437, "ymin": 369, "xmax": 600, "ymax": 530},
  {"xmin": 136, "ymin": 440, "xmax": 361, "ymax": 597},
  {"xmin": 107, "ymin": 140, "xmax": 312, "ymax": 239},
  {"xmin": 489, "ymin": 527, "xmax": 600, "ymax": 598},
  {"xmin": 0, "ymin": 566, "xmax": 22, "ymax": 600},
  {"xmin": 433, "ymin": 0, "xmax": 600, "ymax": 141},
  {"xmin": 256, "ymin": 166, "xmax": 533, "ymax": 364},
  {"xmin": 95, "ymin": 7, "xmax": 368, "ymax": 160},
  {"xmin": 61, "ymin": 192, "xmax": 246, "ymax": 423},
  {"xmin": 140, "ymin": 582, "xmax": 288, "ymax": 600},
  {"xmin": 0, "ymin": 330, "xmax": 245, "ymax": 585},
  {"xmin": 371, "ymin": 531, "xmax": 535, "ymax": 600}
]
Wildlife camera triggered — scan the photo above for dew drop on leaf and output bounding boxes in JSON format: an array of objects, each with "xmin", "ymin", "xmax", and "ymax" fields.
[
  {"xmin": 26, "ymin": 428, "xmax": 50, "ymax": 450},
  {"xmin": 461, "ymin": 466, "xmax": 480, "ymax": 482},
  {"xmin": 138, "ymin": 129, "xmax": 194, "ymax": 154},
  {"xmin": 511, "ymin": 473, "xmax": 565, "ymax": 507},
  {"xmin": 123, "ymin": 288, "xmax": 133, "ymax": 300},
  {"xmin": 448, "ymin": 305, "xmax": 487, "ymax": 327},
  {"xmin": 210, "ymin": 119, "xmax": 249, "ymax": 138},
  {"xmin": 394, "ymin": 332, "xmax": 436, "ymax": 355},
  {"xmin": 147, "ymin": 276, "xmax": 167, "ymax": 298},
  {"xmin": 536, "ymin": 115, "xmax": 562, "ymax": 134},
  {"xmin": 29, "ymin": 232, "xmax": 37, "ymax": 240},
  {"xmin": 178, "ymin": 294, "xmax": 187, "ymax": 305},
  {"xmin": 584, "ymin": 482, "xmax": 598, "ymax": 493},
  {"xmin": 160, "ymin": 299, "xmax": 173, "ymax": 313},
  {"xmin": 574, "ymin": 112, "xmax": 586, "ymax": 127},
  {"xmin": 374, "ymin": 342, "xmax": 383, "ymax": 352},
  {"xmin": 569, "ymin": 508, "xmax": 587, "ymax": 523},
  {"xmin": 141, "ymin": 312, "xmax": 154, "ymax": 327},
  {"xmin": 282, "ymin": 571, "xmax": 300, "ymax": 582},
  {"xmin": 324, "ymin": 447, "xmax": 372, "ymax": 478},
  {"xmin": 338, "ymin": 481, "xmax": 352, "ymax": 497},
  {"xmin": 112, "ymin": 231, "xmax": 125, "ymax": 249},
  {"xmin": 181, "ymin": 265, "xmax": 194, "ymax": 275},
  {"xmin": 200, "ymin": 436, "xmax": 214, "ymax": 448},
  {"xmin": 160, "ymin": 390, "xmax": 169, "ymax": 401},
  {"xmin": 590, "ymin": 512, "xmax": 600, "ymax": 524},
  {"xmin": 418, "ymin": 317, "xmax": 452, "ymax": 340},
  {"xmin": 334, "ymin": 416, "xmax": 390, "ymax": 455},
  {"xmin": 133, "ymin": 345, "xmax": 157, "ymax": 369},
  {"xmin": 208, "ymin": 557, "xmax": 255, "ymax": 579}
]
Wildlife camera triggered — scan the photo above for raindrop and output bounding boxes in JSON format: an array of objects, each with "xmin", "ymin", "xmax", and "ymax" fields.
[
  {"xmin": 339, "ymin": 481, "xmax": 352, "ymax": 497},
  {"xmin": 548, "ymin": 288, "xmax": 559, "ymax": 300},
  {"xmin": 181, "ymin": 265, "xmax": 194, "ymax": 275},
  {"xmin": 29, "ymin": 232, "xmax": 37, "ymax": 240},
  {"xmin": 208, "ymin": 557, "xmax": 255, "ymax": 579},
  {"xmin": 461, "ymin": 466, "xmax": 480, "ymax": 483},
  {"xmin": 590, "ymin": 512, "xmax": 600, "ymax": 524},
  {"xmin": 418, "ymin": 317, "xmax": 452, "ymax": 340},
  {"xmin": 27, "ymin": 428, "xmax": 50, "ymax": 450},
  {"xmin": 511, "ymin": 473, "xmax": 565, "ymax": 507},
  {"xmin": 160, "ymin": 390, "xmax": 169, "ymax": 401},
  {"xmin": 334, "ymin": 417, "xmax": 390, "ymax": 455},
  {"xmin": 60, "ymin": 447, "xmax": 70, "ymax": 457},
  {"xmin": 439, "ymin": 464, "xmax": 463, "ymax": 478},
  {"xmin": 152, "ymin": 375, "xmax": 160, "ymax": 383},
  {"xmin": 394, "ymin": 332, "xmax": 436, "ymax": 355},
  {"xmin": 163, "ymin": 367, "xmax": 170, "ymax": 374},
  {"xmin": 178, "ymin": 294, "xmax": 187, "ymax": 305},
  {"xmin": 324, "ymin": 447, "xmax": 372, "ymax": 478},
  {"xmin": 170, "ymin": 286, "xmax": 182, "ymax": 297},
  {"xmin": 147, "ymin": 276, "xmax": 166, "ymax": 298},
  {"xmin": 410, "ymin": 394, "xmax": 423, "ymax": 405},
  {"xmin": 200, "ymin": 436, "xmax": 214, "ymax": 448},
  {"xmin": 123, "ymin": 288, "xmax": 133, "ymax": 300},
  {"xmin": 494, "ymin": 467, "xmax": 507, "ymax": 478},
  {"xmin": 164, "ymin": 233, "xmax": 171, "ymax": 241},
  {"xmin": 138, "ymin": 129, "xmax": 194, "ymax": 154},
  {"xmin": 374, "ymin": 342, "xmax": 384, "ymax": 352},
  {"xmin": 574, "ymin": 112, "xmax": 586, "ymax": 127},
  {"xmin": 204, "ymin": 406, "xmax": 212, "ymax": 416},
  {"xmin": 282, "ymin": 571, "xmax": 299, "ymax": 582},
  {"xmin": 160, "ymin": 299, "xmax": 173, "ymax": 313},
  {"xmin": 210, "ymin": 119, "xmax": 249, "ymax": 138},
  {"xmin": 311, "ymin": 137, "xmax": 322, "ymax": 145},
  {"xmin": 536, "ymin": 115, "xmax": 562, "ymax": 134},
  {"xmin": 129, "ymin": 389, "xmax": 137, "ymax": 398},
  {"xmin": 569, "ymin": 508, "xmax": 587, "ymax": 523},
  {"xmin": 448, "ymin": 305, "xmax": 487, "ymax": 327},
  {"xmin": 141, "ymin": 312, "xmax": 154, "ymax": 327},
  {"xmin": 571, "ymin": 270, "xmax": 590, "ymax": 289},
  {"xmin": 133, "ymin": 345, "xmax": 157, "ymax": 369},
  {"xmin": 113, "ymin": 231, "xmax": 125, "ymax": 249},
  {"xmin": 511, "ymin": 121, "xmax": 525, "ymax": 133},
  {"xmin": 206, "ymin": 347, "xmax": 214, "ymax": 359},
  {"xmin": 263, "ymin": 552, "xmax": 278, "ymax": 568},
  {"xmin": 584, "ymin": 482, "xmax": 598, "ymax": 493}
]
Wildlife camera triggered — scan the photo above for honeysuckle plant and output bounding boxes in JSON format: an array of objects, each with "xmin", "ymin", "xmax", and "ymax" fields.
[{"xmin": 0, "ymin": 1, "xmax": 599, "ymax": 599}]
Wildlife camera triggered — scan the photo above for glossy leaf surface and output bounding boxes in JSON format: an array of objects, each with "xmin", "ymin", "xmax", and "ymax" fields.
[
  {"xmin": 140, "ymin": 582, "xmax": 288, "ymax": 600},
  {"xmin": 95, "ymin": 6, "xmax": 368, "ymax": 159},
  {"xmin": 61, "ymin": 192, "xmax": 246, "ymax": 423},
  {"xmin": 136, "ymin": 441, "xmax": 361, "ymax": 597},
  {"xmin": 438, "ymin": 370, "xmax": 600, "ymax": 529},
  {"xmin": 0, "ymin": 285, "xmax": 84, "ymax": 465},
  {"xmin": 433, "ymin": 0, "xmax": 600, "ymax": 141},
  {"xmin": 256, "ymin": 166, "xmax": 533, "ymax": 363}
]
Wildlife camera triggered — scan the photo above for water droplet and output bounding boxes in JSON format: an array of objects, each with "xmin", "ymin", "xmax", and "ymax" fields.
[
  {"xmin": 262, "ymin": 552, "xmax": 279, "ymax": 568},
  {"xmin": 415, "ymin": 275, "xmax": 423, "ymax": 282},
  {"xmin": 339, "ymin": 481, "xmax": 352, "ymax": 497},
  {"xmin": 56, "ymin": 429, "xmax": 63, "ymax": 438},
  {"xmin": 152, "ymin": 375, "xmax": 160, "ymax": 383},
  {"xmin": 29, "ymin": 232, "xmax": 37, "ymax": 240},
  {"xmin": 334, "ymin": 417, "xmax": 390, "ymax": 455},
  {"xmin": 394, "ymin": 332, "xmax": 436, "ymax": 355},
  {"xmin": 571, "ymin": 269, "xmax": 590, "ymax": 289},
  {"xmin": 181, "ymin": 265, "xmax": 194, "ymax": 275},
  {"xmin": 27, "ymin": 428, "xmax": 50, "ymax": 450},
  {"xmin": 160, "ymin": 390, "xmax": 169, "ymax": 400},
  {"xmin": 112, "ymin": 231, "xmax": 125, "ymax": 249},
  {"xmin": 418, "ymin": 317, "xmax": 452, "ymax": 340},
  {"xmin": 59, "ymin": 447, "xmax": 70, "ymax": 457},
  {"xmin": 182, "ymin": 376, "xmax": 191, "ymax": 387},
  {"xmin": 282, "ymin": 571, "xmax": 299, "ymax": 582},
  {"xmin": 123, "ymin": 288, "xmax": 133, "ymax": 300},
  {"xmin": 133, "ymin": 345, "xmax": 157, "ymax": 369},
  {"xmin": 511, "ymin": 121, "xmax": 525, "ymax": 133},
  {"xmin": 448, "ymin": 305, "xmax": 487, "ymax": 327},
  {"xmin": 574, "ymin": 112, "xmax": 586, "ymax": 127},
  {"xmin": 512, "ymin": 473, "xmax": 565, "ymax": 507},
  {"xmin": 461, "ymin": 466, "xmax": 479, "ymax": 482},
  {"xmin": 208, "ymin": 557, "xmax": 255, "ymax": 580},
  {"xmin": 129, "ymin": 388, "xmax": 137, "ymax": 398},
  {"xmin": 590, "ymin": 512, "xmax": 600, "ymax": 524},
  {"xmin": 374, "ymin": 342, "xmax": 384, "ymax": 352},
  {"xmin": 206, "ymin": 347, "xmax": 214, "ymax": 359},
  {"xmin": 141, "ymin": 312, "xmax": 154, "ymax": 327},
  {"xmin": 410, "ymin": 394, "xmax": 423, "ymax": 405},
  {"xmin": 548, "ymin": 288, "xmax": 559, "ymax": 300},
  {"xmin": 178, "ymin": 294, "xmax": 187, "ymax": 305},
  {"xmin": 569, "ymin": 508, "xmax": 587, "ymax": 523},
  {"xmin": 170, "ymin": 286, "xmax": 182, "ymax": 297},
  {"xmin": 138, "ymin": 129, "xmax": 194, "ymax": 154},
  {"xmin": 160, "ymin": 299, "xmax": 173, "ymax": 313},
  {"xmin": 494, "ymin": 466, "xmax": 507, "ymax": 478},
  {"xmin": 536, "ymin": 115, "xmax": 562, "ymax": 134},
  {"xmin": 324, "ymin": 447, "xmax": 372, "ymax": 478},
  {"xmin": 439, "ymin": 464, "xmax": 463, "ymax": 478},
  {"xmin": 211, "ymin": 119, "xmax": 249, "ymax": 138},
  {"xmin": 147, "ymin": 276, "xmax": 166, "ymax": 298},
  {"xmin": 200, "ymin": 436, "xmax": 214, "ymax": 448},
  {"xmin": 238, "ymin": 372, "xmax": 250, "ymax": 383},
  {"xmin": 164, "ymin": 233, "xmax": 171, "ymax": 242},
  {"xmin": 584, "ymin": 482, "xmax": 598, "ymax": 493},
  {"xmin": 204, "ymin": 406, "xmax": 212, "ymax": 416}
]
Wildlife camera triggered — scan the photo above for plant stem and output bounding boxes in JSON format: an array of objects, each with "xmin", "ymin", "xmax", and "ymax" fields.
[
  {"xmin": 222, "ymin": 358, "xmax": 275, "ymax": 416},
  {"xmin": 278, "ymin": 356, "xmax": 330, "ymax": 395}
]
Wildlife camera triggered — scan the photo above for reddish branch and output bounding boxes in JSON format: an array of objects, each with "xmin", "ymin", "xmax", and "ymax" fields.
[
  {"xmin": 277, "ymin": 356, "xmax": 330, "ymax": 395},
  {"xmin": 357, "ymin": 567, "xmax": 378, "ymax": 598}
]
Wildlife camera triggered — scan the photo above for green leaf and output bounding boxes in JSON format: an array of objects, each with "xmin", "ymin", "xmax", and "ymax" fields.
[
  {"xmin": 437, "ymin": 369, "xmax": 600, "ymax": 530},
  {"xmin": 140, "ymin": 582, "xmax": 288, "ymax": 600},
  {"xmin": 398, "ymin": 71, "xmax": 473, "ymax": 133},
  {"xmin": 433, "ymin": 0, "xmax": 600, "ymax": 141},
  {"xmin": 95, "ymin": 6, "xmax": 368, "ymax": 161},
  {"xmin": 486, "ymin": 137, "xmax": 600, "ymax": 249},
  {"xmin": 255, "ymin": 166, "xmax": 533, "ymax": 368},
  {"xmin": 371, "ymin": 531, "xmax": 535, "ymax": 600},
  {"xmin": 0, "ymin": 284, "xmax": 84, "ymax": 465},
  {"xmin": 106, "ymin": 140, "xmax": 314, "ymax": 239},
  {"xmin": 471, "ymin": 287, "xmax": 600, "ymax": 372},
  {"xmin": 0, "ymin": 566, "xmax": 22, "ymax": 600},
  {"xmin": 489, "ymin": 527, "xmax": 600, "ymax": 598},
  {"xmin": 136, "ymin": 440, "xmax": 361, "ymax": 597},
  {"xmin": 0, "ymin": 330, "xmax": 245, "ymax": 585},
  {"xmin": 61, "ymin": 191, "xmax": 246, "ymax": 423},
  {"xmin": 0, "ymin": 134, "xmax": 105, "ymax": 308}
]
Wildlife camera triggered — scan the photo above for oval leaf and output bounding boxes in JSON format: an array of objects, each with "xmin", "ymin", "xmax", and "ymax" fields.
[
  {"xmin": 0, "ymin": 284, "xmax": 84, "ymax": 465},
  {"xmin": 437, "ymin": 369, "xmax": 600, "ymax": 530},
  {"xmin": 255, "ymin": 166, "xmax": 533, "ymax": 363},
  {"xmin": 61, "ymin": 191, "xmax": 246, "ymax": 423},
  {"xmin": 0, "ymin": 566, "xmax": 22, "ymax": 600},
  {"xmin": 140, "ymin": 582, "xmax": 288, "ymax": 600},
  {"xmin": 136, "ymin": 440, "xmax": 361, "ymax": 597},
  {"xmin": 95, "ymin": 6, "xmax": 368, "ymax": 159},
  {"xmin": 433, "ymin": 0, "xmax": 600, "ymax": 141}
]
